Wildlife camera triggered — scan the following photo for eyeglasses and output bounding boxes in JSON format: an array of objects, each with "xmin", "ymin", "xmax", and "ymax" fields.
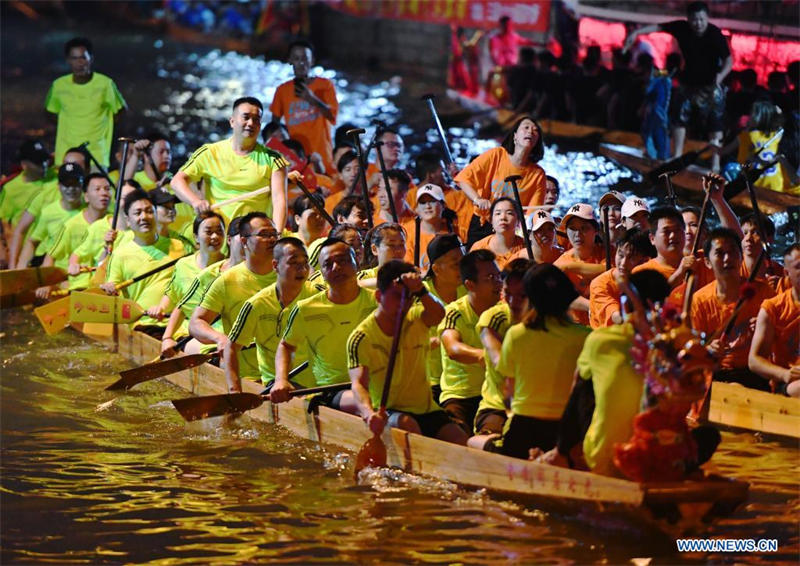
[{"xmin": 245, "ymin": 230, "xmax": 279, "ymax": 240}]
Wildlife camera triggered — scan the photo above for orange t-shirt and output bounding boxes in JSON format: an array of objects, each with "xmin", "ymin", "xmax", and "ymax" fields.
[
  {"xmin": 408, "ymin": 185, "xmax": 471, "ymax": 243},
  {"xmin": 470, "ymin": 234, "xmax": 525, "ymax": 270},
  {"xmin": 740, "ymin": 259, "xmax": 787, "ymax": 291},
  {"xmin": 270, "ymin": 77, "xmax": 339, "ymax": 175},
  {"xmin": 760, "ymin": 289, "xmax": 800, "ymax": 368},
  {"xmin": 691, "ymin": 279, "xmax": 776, "ymax": 369},
  {"xmin": 589, "ymin": 268, "xmax": 621, "ymax": 329},
  {"xmin": 633, "ymin": 257, "xmax": 677, "ymax": 281},
  {"xmin": 453, "ymin": 147, "xmax": 546, "ymax": 223},
  {"xmin": 554, "ymin": 246, "xmax": 605, "ymax": 326},
  {"xmin": 668, "ymin": 252, "xmax": 716, "ymax": 306},
  {"xmin": 404, "ymin": 225, "xmax": 448, "ymax": 270}
]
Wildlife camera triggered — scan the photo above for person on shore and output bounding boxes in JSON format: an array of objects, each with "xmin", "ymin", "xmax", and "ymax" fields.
[
  {"xmin": 172, "ymin": 97, "xmax": 290, "ymax": 229},
  {"xmin": 36, "ymin": 173, "xmax": 112, "ymax": 296},
  {"xmin": 225, "ymin": 237, "xmax": 323, "ymax": 392},
  {"xmin": 624, "ymin": 1, "xmax": 732, "ymax": 171},
  {"xmin": 489, "ymin": 15, "xmax": 535, "ymax": 68},
  {"xmin": 273, "ymin": 238, "xmax": 376, "ymax": 412},
  {"xmin": 470, "ymin": 198, "xmax": 525, "ymax": 270},
  {"xmin": 45, "ymin": 36, "xmax": 127, "ymax": 167},
  {"xmin": 589, "ymin": 228, "xmax": 655, "ymax": 328},
  {"xmin": 161, "ymin": 217, "xmax": 245, "ymax": 357},
  {"xmin": 749, "ymin": 244, "xmax": 800, "ymax": 397},
  {"xmin": 348, "ymin": 260, "xmax": 466, "ymax": 444},
  {"xmin": 439, "ymin": 250, "xmax": 501, "ymax": 434},
  {"xmin": 497, "ymin": 264, "xmax": 591, "ymax": 459},
  {"xmin": 553, "ymin": 204, "xmax": 606, "ymax": 325},
  {"xmin": 469, "ymin": 258, "xmax": 532, "ymax": 449},
  {"xmin": 692, "ymin": 228, "xmax": 776, "ymax": 391},
  {"xmin": 100, "ymin": 188, "xmax": 188, "ymax": 336},
  {"xmin": 454, "ymin": 115, "xmax": 546, "ymax": 246},
  {"xmin": 270, "ymin": 40, "xmax": 338, "ymax": 175},
  {"xmin": 422, "ymin": 234, "xmax": 467, "ymax": 402},
  {"xmin": 189, "ymin": 212, "xmax": 279, "ymax": 383}
]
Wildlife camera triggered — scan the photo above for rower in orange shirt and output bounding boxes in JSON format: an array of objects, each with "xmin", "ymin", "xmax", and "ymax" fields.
[
  {"xmin": 374, "ymin": 169, "xmax": 416, "ymax": 230},
  {"xmin": 470, "ymin": 198, "xmax": 525, "ymax": 270},
  {"xmin": 411, "ymin": 152, "xmax": 470, "ymax": 242},
  {"xmin": 511, "ymin": 209, "xmax": 563, "ymax": 264},
  {"xmin": 749, "ymin": 243, "xmax": 800, "ymax": 397},
  {"xmin": 691, "ymin": 228, "xmax": 775, "ymax": 391},
  {"xmin": 633, "ymin": 207, "xmax": 692, "ymax": 287},
  {"xmin": 553, "ymin": 203, "xmax": 606, "ymax": 325},
  {"xmin": 740, "ymin": 213, "xmax": 786, "ymax": 290},
  {"xmin": 405, "ymin": 183, "xmax": 452, "ymax": 270},
  {"xmin": 589, "ymin": 228, "xmax": 655, "ymax": 328}
]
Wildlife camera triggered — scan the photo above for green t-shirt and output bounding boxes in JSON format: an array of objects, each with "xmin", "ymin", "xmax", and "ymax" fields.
[
  {"xmin": 424, "ymin": 279, "xmax": 467, "ymax": 386},
  {"xmin": 45, "ymin": 72, "xmax": 126, "ymax": 168},
  {"xmin": 179, "ymin": 138, "xmax": 289, "ymax": 221},
  {"xmin": 106, "ymin": 236, "xmax": 188, "ymax": 326},
  {"xmin": 228, "ymin": 280, "xmax": 322, "ymax": 386},
  {"xmin": 72, "ymin": 216, "xmax": 132, "ymax": 265},
  {"xmin": 438, "ymin": 295, "xmax": 485, "ymax": 402},
  {"xmin": 283, "ymin": 287, "xmax": 377, "ymax": 386},
  {"xmin": 497, "ymin": 317, "xmax": 590, "ymax": 419},
  {"xmin": 199, "ymin": 262, "xmax": 277, "ymax": 377},
  {"xmin": 476, "ymin": 302, "xmax": 511, "ymax": 413},
  {"xmin": 578, "ymin": 323, "xmax": 643, "ymax": 477},
  {"xmin": 347, "ymin": 304, "xmax": 437, "ymax": 415},
  {"xmin": 0, "ymin": 173, "xmax": 47, "ymax": 225},
  {"xmin": 48, "ymin": 211, "xmax": 91, "ymax": 286},
  {"xmin": 29, "ymin": 200, "xmax": 83, "ymax": 256}
]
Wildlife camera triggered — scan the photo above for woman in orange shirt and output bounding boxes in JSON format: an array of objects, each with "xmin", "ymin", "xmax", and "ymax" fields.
[
  {"xmin": 454, "ymin": 115, "xmax": 546, "ymax": 246},
  {"xmin": 470, "ymin": 198, "xmax": 525, "ymax": 270},
  {"xmin": 405, "ymin": 183, "xmax": 452, "ymax": 270}
]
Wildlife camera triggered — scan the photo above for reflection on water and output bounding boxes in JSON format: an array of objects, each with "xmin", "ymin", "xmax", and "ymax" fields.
[{"xmin": 1, "ymin": 309, "xmax": 798, "ymax": 564}]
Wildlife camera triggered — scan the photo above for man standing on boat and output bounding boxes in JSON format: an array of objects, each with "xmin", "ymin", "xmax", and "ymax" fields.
[
  {"xmin": 749, "ymin": 243, "xmax": 800, "ymax": 398},
  {"xmin": 624, "ymin": 1, "xmax": 732, "ymax": 171},
  {"xmin": 45, "ymin": 37, "xmax": 127, "ymax": 167},
  {"xmin": 347, "ymin": 260, "xmax": 467, "ymax": 444},
  {"xmin": 171, "ymin": 97, "xmax": 290, "ymax": 230},
  {"xmin": 190, "ymin": 212, "xmax": 279, "ymax": 385},
  {"xmin": 272, "ymin": 238, "xmax": 377, "ymax": 413}
]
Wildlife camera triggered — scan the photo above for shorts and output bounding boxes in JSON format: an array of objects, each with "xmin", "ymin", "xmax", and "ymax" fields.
[
  {"xmin": 305, "ymin": 388, "xmax": 347, "ymax": 414},
  {"xmin": 713, "ymin": 368, "xmax": 771, "ymax": 392},
  {"xmin": 430, "ymin": 384, "xmax": 443, "ymax": 407},
  {"xmin": 501, "ymin": 414, "xmax": 559, "ymax": 459},
  {"xmin": 134, "ymin": 324, "xmax": 165, "ymax": 340},
  {"xmin": 675, "ymin": 84, "xmax": 725, "ymax": 133},
  {"xmin": 441, "ymin": 396, "xmax": 481, "ymax": 435},
  {"xmin": 474, "ymin": 408, "xmax": 507, "ymax": 435},
  {"xmin": 387, "ymin": 409, "xmax": 454, "ymax": 439}
]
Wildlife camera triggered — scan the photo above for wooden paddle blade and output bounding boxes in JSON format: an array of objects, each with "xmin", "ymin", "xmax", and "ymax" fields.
[
  {"xmin": 108, "ymin": 353, "xmax": 215, "ymax": 391},
  {"xmin": 172, "ymin": 392, "xmax": 265, "ymax": 421},
  {"xmin": 0, "ymin": 266, "xmax": 68, "ymax": 296},
  {"xmin": 34, "ymin": 296, "xmax": 72, "ymax": 335},
  {"xmin": 354, "ymin": 434, "xmax": 387, "ymax": 477},
  {"xmin": 69, "ymin": 291, "xmax": 144, "ymax": 324}
]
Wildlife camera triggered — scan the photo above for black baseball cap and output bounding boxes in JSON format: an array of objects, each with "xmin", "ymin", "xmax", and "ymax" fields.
[
  {"xmin": 424, "ymin": 233, "xmax": 465, "ymax": 277},
  {"xmin": 58, "ymin": 162, "xmax": 85, "ymax": 186},
  {"xmin": 148, "ymin": 188, "xmax": 179, "ymax": 206},
  {"xmin": 17, "ymin": 140, "xmax": 51, "ymax": 165}
]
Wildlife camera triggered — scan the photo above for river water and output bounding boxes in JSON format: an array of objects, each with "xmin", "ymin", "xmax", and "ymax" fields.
[{"xmin": 1, "ymin": 310, "xmax": 798, "ymax": 564}]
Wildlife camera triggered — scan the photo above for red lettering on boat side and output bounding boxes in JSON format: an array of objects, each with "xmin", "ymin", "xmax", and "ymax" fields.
[{"xmin": 122, "ymin": 304, "xmax": 131, "ymax": 319}]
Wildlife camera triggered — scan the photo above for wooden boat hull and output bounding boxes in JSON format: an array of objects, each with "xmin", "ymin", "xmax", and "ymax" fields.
[
  {"xmin": 599, "ymin": 142, "xmax": 800, "ymax": 214},
  {"xmin": 82, "ymin": 323, "xmax": 749, "ymax": 537},
  {"xmin": 707, "ymin": 381, "xmax": 800, "ymax": 439}
]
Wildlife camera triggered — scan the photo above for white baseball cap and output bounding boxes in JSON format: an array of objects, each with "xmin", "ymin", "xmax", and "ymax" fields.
[
  {"xmin": 416, "ymin": 183, "xmax": 445, "ymax": 203},
  {"xmin": 621, "ymin": 197, "xmax": 650, "ymax": 219},
  {"xmin": 527, "ymin": 209, "xmax": 556, "ymax": 232},
  {"xmin": 598, "ymin": 190, "xmax": 626, "ymax": 208},
  {"xmin": 562, "ymin": 203, "xmax": 597, "ymax": 227}
]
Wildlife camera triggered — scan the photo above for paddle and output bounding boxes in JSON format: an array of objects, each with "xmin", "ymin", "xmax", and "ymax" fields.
[
  {"xmin": 421, "ymin": 93, "xmax": 455, "ymax": 166},
  {"xmin": 69, "ymin": 291, "xmax": 145, "ymax": 324},
  {"xmin": 294, "ymin": 178, "xmax": 338, "ymax": 228},
  {"xmin": 79, "ymin": 141, "xmax": 116, "ymax": 188},
  {"xmin": 373, "ymin": 139, "xmax": 399, "ymax": 223},
  {"xmin": 680, "ymin": 180, "xmax": 713, "ymax": 318},
  {"xmin": 106, "ymin": 342, "xmax": 260, "ymax": 391},
  {"xmin": 347, "ymin": 128, "xmax": 374, "ymax": 230},
  {"xmin": 647, "ymin": 145, "xmax": 712, "ymax": 183},
  {"xmin": 505, "ymin": 175, "xmax": 534, "ymax": 260},
  {"xmin": 354, "ymin": 286, "xmax": 407, "ymax": 474},
  {"xmin": 171, "ymin": 364, "xmax": 329, "ymax": 422},
  {"xmin": 413, "ymin": 216, "xmax": 421, "ymax": 267},
  {"xmin": 602, "ymin": 207, "xmax": 611, "ymax": 270},
  {"xmin": 210, "ymin": 186, "xmax": 270, "ymax": 211}
]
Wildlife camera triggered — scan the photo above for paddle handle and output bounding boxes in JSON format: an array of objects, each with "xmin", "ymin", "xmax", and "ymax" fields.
[
  {"xmin": 116, "ymin": 254, "xmax": 189, "ymax": 291},
  {"xmin": 380, "ymin": 287, "xmax": 407, "ymax": 410},
  {"xmin": 210, "ymin": 186, "xmax": 270, "ymax": 210},
  {"xmin": 506, "ymin": 175, "xmax": 533, "ymax": 260},
  {"xmin": 295, "ymin": 180, "xmax": 337, "ymax": 227},
  {"xmin": 347, "ymin": 129, "xmax": 374, "ymax": 230},
  {"xmin": 602, "ymin": 207, "xmax": 611, "ymax": 270},
  {"xmin": 287, "ymin": 381, "xmax": 349, "ymax": 399},
  {"xmin": 413, "ymin": 216, "xmax": 421, "ymax": 267},
  {"xmin": 373, "ymin": 140, "xmax": 399, "ymax": 224},
  {"xmin": 422, "ymin": 94, "xmax": 455, "ymax": 165}
]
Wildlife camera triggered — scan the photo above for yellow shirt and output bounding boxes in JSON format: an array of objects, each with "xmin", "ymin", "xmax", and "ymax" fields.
[
  {"xmin": 228, "ymin": 280, "xmax": 322, "ymax": 386},
  {"xmin": 105, "ymin": 236, "xmax": 188, "ymax": 326},
  {"xmin": 48, "ymin": 211, "xmax": 92, "ymax": 286},
  {"xmin": 29, "ymin": 200, "xmax": 83, "ymax": 256},
  {"xmin": 737, "ymin": 130, "xmax": 798, "ymax": 194},
  {"xmin": 283, "ymin": 287, "xmax": 377, "ymax": 385},
  {"xmin": 577, "ymin": 324, "xmax": 643, "ymax": 476},
  {"xmin": 0, "ymin": 173, "xmax": 48, "ymax": 225},
  {"xmin": 45, "ymin": 72, "xmax": 126, "ymax": 167},
  {"xmin": 438, "ymin": 295, "xmax": 485, "ymax": 402},
  {"xmin": 347, "ymin": 304, "xmax": 437, "ymax": 414},
  {"xmin": 476, "ymin": 302, "xmax": 511, "ymax": 413},
  {"xmin": 72, "ymin": 216, "xmax": 132, "ymax": 265},
  {"xmin": 424, "ymin": 279, "xmax": 467, "ymax": 385},
  {"xmin": 497, "ymin": 317, "xmax": 590, "ymax": 419},
  {"xmin": 179, "ymin": 138, "xmax": 290, "ymax": 221},
  {"xmin": 199, "ymin": 262, "xmax": 277, "ymax": 378}
]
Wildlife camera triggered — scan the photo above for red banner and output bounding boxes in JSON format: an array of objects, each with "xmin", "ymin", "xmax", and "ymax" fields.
[{"xmin": 333, "ymin": 0, "xmax": 550, "ymax": 32}]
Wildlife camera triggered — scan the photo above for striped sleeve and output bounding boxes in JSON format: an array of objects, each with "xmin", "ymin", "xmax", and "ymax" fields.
[
  {"xmin": 487, "ymin": 311, "xmax": 508, "ymax": 333},
  {"xmin": 347, "ymin": 329, "xmax": 367, "ymax": 369},
  {"xmin": 228, "ymin": 299, "xmax": 254, "ymax": 345},
  {"xmin": 281, "ymin": 304, "xmax": 303, "ymax": 347},
  {"xmin": 179, "ymin": 144, "xmax": 210, "ymax": 181},
  {"xmin": 442, "ymin": 307, "xmax": 462, "ymax": 331},
  {"xmin": 176, "ymin": 276, "xmax": 201, "ymax": 310}
]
